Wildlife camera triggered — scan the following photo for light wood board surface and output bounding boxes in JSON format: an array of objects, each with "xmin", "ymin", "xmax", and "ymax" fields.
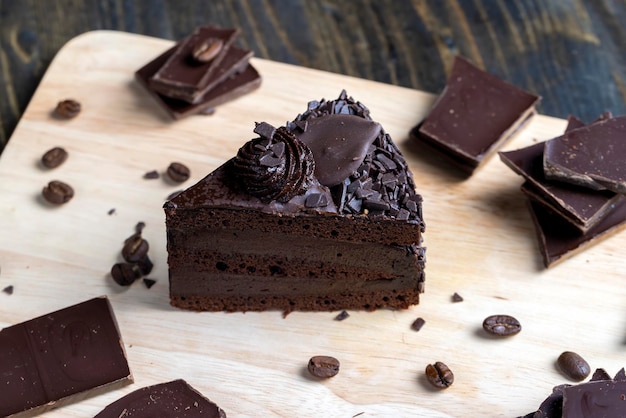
[{"xmin": 1, "ymin": 31, "xmax": 625, "ymax": 417}]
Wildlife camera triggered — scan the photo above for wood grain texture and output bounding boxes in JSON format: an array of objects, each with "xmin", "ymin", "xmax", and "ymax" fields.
[
  {"xmin": 1, "ymin": 0, "xmax": 626, "ymax": 153},
  {"xmin": 1, "ymin": 30, "xmax": 626, "ymax": 417}
]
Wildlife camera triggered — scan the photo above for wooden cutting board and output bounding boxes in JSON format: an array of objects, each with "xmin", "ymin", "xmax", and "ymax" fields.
[{"xmin": 1, "ymin": 30, "xmax": 624, "ymax": 417}]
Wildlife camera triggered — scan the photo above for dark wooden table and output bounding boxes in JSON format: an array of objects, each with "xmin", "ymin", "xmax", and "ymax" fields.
[{"xmin": 1, "ymin": 0, "xmax": 625, "ymax": 154}]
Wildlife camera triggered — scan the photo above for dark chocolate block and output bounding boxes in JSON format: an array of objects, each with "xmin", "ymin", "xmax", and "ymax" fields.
[
  {"xmin": 165, "ymin": 91, "xmax": 425, "ymax": 313},
  {"xmin": 527, "ymin": 195, "xmax": 626, "ymax": 267},
  {"xmin": 521, "ymin": 368, "xmax": 626, "ymax": 418},
  {"xmin": 544, "ymin": 115, "xmax": 626, "ymax": 193},
  {"xmin": 95, "ymin": 379, "xmax": 226, "ymax": 418},
  {"xmin": 135, "ymin": 44, "xmax": 261, "ymax": 120},
  {"xmin": 149, "ymin": 26, "xmax": 240, "ymax": 103},
  {"xmin": 0, "ymin": 296, "xmax": 132, "ymax": 417},
  {"xmin": 411, "ymin": 55, "xmax": 539, "ymax": 173}
]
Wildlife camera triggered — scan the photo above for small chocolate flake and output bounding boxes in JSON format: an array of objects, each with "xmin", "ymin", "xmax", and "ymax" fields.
[
  {"xmin": 294, "ymin": 120, "xmax": 308, "ymax": 132},
  {"xmin": 143, "ymin": 170, "xmax": 159, "ymax": 179},
  {"xmin": 253, "ymin": 122, "xmax": 276, "ymax": 139},
  {"xmin": 305, "ymin": 193, "xmax": 328, "ymax": 208},
  {"xmin": 2, "ymin": 285, "xmax": 14, "ymax": 295},
  {"xmin": 411, "ymin": 317, "xmax": 426, "ymax": 331},
  {"xmin": 452, "ymin": 292, "xmax": 464, "ymax": 302},
  {"xmin": 108, "ymin": 208, "xmax": 116, "ymax": 215},
  {"xmin": 334, "ymin": 310, "xmax": 349, "ymax": 321},
  {"xmin": 143, "ymin": 278, "xmax": 157, "ymax": 289}
]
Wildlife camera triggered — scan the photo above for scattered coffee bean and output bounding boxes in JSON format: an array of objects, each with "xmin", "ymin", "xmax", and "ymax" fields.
[
  {"xmin": 41, "ymin": 147, "xmax": 68, "ymax": 169},
  {"xmin": 54, "ymin": 99, "xmax": 81, "ymax": 119},
  {"xmin": 308, "ymin": 355, "xmax": 340, "ymax": 378},
  {"xmin": 334, "ymin": 310, "xmax": 349, "ymax": 321},
  {"xmin": 557, "ymin": 351, "xmax": 591, "ymax": 381},
  {"xmin": 452, "ymin": 292, "xmax": 464, "ymax": 302},
  {"xmin": 136, "ymin": 255, "xmax": 154, "ymax": 276},
  {"xmin": 42, "ymin": 180, "xmax": 74, "ymax": 204},
  {"xmin": 482, "ymin": 314, "xmax": 521, "ymax": 337},
  {"xmin": 411, "ymin": 317, "xmax": 426, "ymax": 332},
  {"xmin": 111, "ymin": 262, "xmax": 142, "ymax": 286},
  {"xmin": 122, "ymin": 235, "xmax": 149, "ymax": 263},
  {"xmin": 143, "ymin": 278, "xmax": 157, "ymax": 289},
  {"xmin": 143, "ymin": 170, "xmax": 159, "ymax": 179},
  {"xmin": 2, "ymin": 285, "xmax": 14, "ymax": 295},
  {"xmin": 425, "ymin": 362, "xmax": 454, "ymax": 389},
  {"xmin": 191, "ymin": 37, "xmax": 224, "ymax": 63},
  {"xmin": 167, "ymin": 162, "xmax": 191, "ymax": 182}
]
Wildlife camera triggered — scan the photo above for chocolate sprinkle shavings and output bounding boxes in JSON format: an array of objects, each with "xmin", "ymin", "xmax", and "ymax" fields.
[
  {"xmin": 2, "ymin": 285, "xmax": 13, "ymax": 295},
  {"xmin": 334, "ymin": 310, "xmax": 350, "ymax": 321},
  {"xmin": 143, "ymin": 170, "xmax": 160, "ymax": 179},
  {"xmin": 411, "ymin": 317, "xmax": 426, "ymax": 331},
  {"xmin": 287, "ymin": 90, "xmax": 424, "ymax": 231},
  {"xmin": 143, "ymin": 278, "xmax": 157, "ymax": 289}
]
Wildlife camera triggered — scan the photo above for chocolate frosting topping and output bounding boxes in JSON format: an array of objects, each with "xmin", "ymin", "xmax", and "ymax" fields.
[
  {"xmin": 231, "ymin": 123, "xmax": 315, "ymax": 202},
  {"xmin": 295, "ymin": 114, "xmax": 381, "ymax": 186}
]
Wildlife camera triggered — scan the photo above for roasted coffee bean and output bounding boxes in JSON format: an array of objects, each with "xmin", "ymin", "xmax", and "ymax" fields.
[
  {"xmin": 122, "ymin": 235, "xmax": 149, "ymax": 263},
  {"xmin": 167, "ymin": 162, "xmax": 191, "ymax": 182},
  {"xmin": 482, "ymin": 314, "xmax": 521, "ymax": 337},
  {"xmin": 308, "ymin": 355, "xmax": 340, "ymax": 378},
  {"xmin": 111, "ymin": 262, "xmax": 141, "ymax": 286},
  {"xmin": 191, "ymin": 38, "xmax": 223, "ymax": 63},
  {"xmin": 54, "ymin": 99, "xmax": 81, "ymax": 118},
  {"xmin": 425, "ymin": 362, "xmax": 454, "ymax": 389},
  {"xmin": 137, "ymin": 255, "xmax": 154, "ymax": 276},
  {"xmin": 557, "ymin": 351, "xmax": 591, "ymax": 381},
  {"xmin": 41, "ymin": 147, "xmax": 68, "ymax": 169},
  {"xmin": 42, "ymin": 180, "xmax": 74, "ymax": 204}
]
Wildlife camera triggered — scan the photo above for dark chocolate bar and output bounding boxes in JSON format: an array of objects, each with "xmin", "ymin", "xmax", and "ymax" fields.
[
  {"xmin": 411, "ymin": 55, "xmax": 539, "ymax": 173},
  {"xmin": 527, "ymin": 195, "xmax": 626, "ymax": 267},
  {"xmin": 135, "ymin": 45, "xmax": 261, "ymax": 120},
  {"xmin": 544, "ymin": 115, "xmax": 626, "ymax": 193},
  {"xmin": 149, "ymin": 26, "xmax": 240, "ymax": 103},
  {"xmin": 0, "ymin": 296, "xmax": 132, "ymax": 417},
  {"xmin": 95, "ymin": 379, "xmax": 227, "ymax": 417}
]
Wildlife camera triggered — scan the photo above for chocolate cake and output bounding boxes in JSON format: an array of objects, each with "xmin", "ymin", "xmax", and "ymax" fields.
[{"xmin": 164, "ymin": 91, "xmax": 425, "ymax": 313}]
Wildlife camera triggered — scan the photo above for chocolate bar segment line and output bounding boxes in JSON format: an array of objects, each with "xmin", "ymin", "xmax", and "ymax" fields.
[
  {"xmin": 149, "ymin": 26, "xmax": 240, "ymax": 103},
  {"xmin": 0, "ymin": 296, "xmax": 132, "ymax": 417}
]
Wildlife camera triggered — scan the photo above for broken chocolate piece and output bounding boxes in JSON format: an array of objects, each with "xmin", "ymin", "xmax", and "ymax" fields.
[
  {"xmin": 149, "ymin": 26, "xmax": 240, "ymax": 103},
  {"xmin": 334, "ymin": 310, "xmax": 350, "ymax": 321},
  {"xmin": 0, "ymin": 297, "xmax": 132, "ymax": 417},
  {"xmin": 2, "ymin": 285, "xmax": 13, "ymax": 295},
  {"xmin": 544, "ymin": 115, "xmax": 626, "ymax": 193},
  {"xmin": 95, "ymin": 379, "xmax": 226, "ymax": 418},
  {"xmin": 136, "ymin": 44, "xmax": 260, "ymax": 120},
  {"xmin": 527, "ymin": 196, "xmax": 626, "ymax": 267},
  {"xmin": 412, "ymin": 56, "xmax": 539, "ymax": 173}
]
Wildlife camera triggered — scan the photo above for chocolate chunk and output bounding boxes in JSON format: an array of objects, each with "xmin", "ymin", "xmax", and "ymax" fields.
[
  {"xmin": 295, "ymin": 114, "xmax": 381, "ymax": 186},
  {"xmin": 527, "ymin": 196, "xmax": 626, "ymax": 267},
  {"xmin": 562, "ymin": 379, "xmax": 626, "ymax": 417},
  {"xmin": 412, "ymin": 56, "xmax": 539, "ymax": 173},
  {"xmin": 544, "ymin": 115, "xmax": 626, "ymax": 193},
  {"xmin": 95, "ymin": 379, "xmax": 226, "ymax": 418},
  {"xmin": 0, "ymin": 297, "xmax": 132, "ymax": 417},
  {"xmin": 411, "ymin": 317, "xmax": 426, "ymax": 331},
  {"xmin": 108, "ymin": 208, "xmax": 116, "ymax": 215},
  {"xmin": 2, "ymin": 285, "xmax": 13, "ymax": 295},
  {"xmin": 135, "ymin": 44, "xmax": 260, "ymax": 120},
  {"xmin": 149, "ymin": 26, "xmax": 240, "ymax": 103},
  {"xmin": 143, "ymin": 278, "xmax": 157, "ymax": 289},
  {"xmin": 304, "ymin": 192, "xmax": 329, "ymax": 208},
  {"xmin": 254, "ymin": 121, "xmax": 276, "ymax": 139},
  {"xmin": 144, "ymin": 170, "xmax": 160, "ymax": 179},
  {"xmin": 500, "ymin": 143, "xmax": 621, "ymax": 232},
  {"xmin": 452, "ymin": 292, "xmax": 463, "ymax": 302},
  {"xmin": 334, "ymin": 310, "xmax": 350, "ymax": 321}
]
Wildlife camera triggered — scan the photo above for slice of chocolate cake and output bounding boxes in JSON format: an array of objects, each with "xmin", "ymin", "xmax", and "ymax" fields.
[{"xmin": 164, "ymin": 91, "xmax": 425, "ymax": 313}]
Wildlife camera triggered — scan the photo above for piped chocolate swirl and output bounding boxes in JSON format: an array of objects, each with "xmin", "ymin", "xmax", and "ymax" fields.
[{"xmin": 230, "ymin": 122, "xmax": 315, "ymax": 203}]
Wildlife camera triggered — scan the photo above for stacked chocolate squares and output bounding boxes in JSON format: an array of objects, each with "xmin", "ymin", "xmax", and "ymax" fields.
[
  {"xmin": 410, "ymin": 56, "xmax": 540, "ymax": 174},
  {"xmin": 135, "ymin": 25, "xmax": 261, "ymax": 119},
  {"xmin": 500, "ymin": 113, "xmax": 626, "ymax": 267}
]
